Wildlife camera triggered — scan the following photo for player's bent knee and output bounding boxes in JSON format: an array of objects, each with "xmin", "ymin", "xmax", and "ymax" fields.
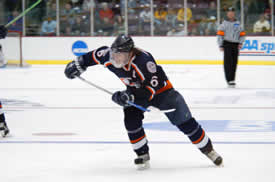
[{"xmin": 164, "ymin": 91, "xmax": 192, "ymax": 125}]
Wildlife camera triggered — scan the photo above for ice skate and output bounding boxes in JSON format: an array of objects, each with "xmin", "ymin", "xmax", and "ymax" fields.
[
  {"xmin": 227, "ymin": 81, "xmax": 236, "ymax": 88},
  {"xmin": 0, "ymin": 122, "xmax": 10, "ymax": 137},
  {"xmin": 205, "ymin": 149, "xmax": 223, "ymax": 167},
  {"xmin": 134, "ymin": 153, "xmax": 150, "ymax": 170}
]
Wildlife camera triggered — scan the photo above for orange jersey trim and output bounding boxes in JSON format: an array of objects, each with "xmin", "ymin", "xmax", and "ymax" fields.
[
  {"xmin": 92, "ymin": 51, "xmax": 100, "ymax": 64},
  {"xmin": 131, "ymin": 63, "xmax": 145, "ymax": 81},
  {"xmin": 240, "ymin": 31, "xmax": 246, "ymax": 36},
  {"xmin": 192, "ymin": 130, "xmax": 205, "ymax": 144},
  {"xmin": 156, "ymin": 80, "xmax": 173, "ymax": 95},
  {"xmin": 130, "ymin": 135, "xmax": 146, "ymax": 144},
  {"xmin": 145, "ymin": 86, "xmax": 155, "ymax": 101},
  {"xmin": 104, "ymin": 62, "xmax": 112, "ymax": 67},
  {"xmin": 217, "ymin": 30, "xmax": 225, "ymax": 36}
]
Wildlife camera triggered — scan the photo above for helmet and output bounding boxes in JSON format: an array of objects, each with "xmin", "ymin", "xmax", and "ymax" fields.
[{"xmin": 111, "ymin": 34, "xmax": 134, "ymax": 53}]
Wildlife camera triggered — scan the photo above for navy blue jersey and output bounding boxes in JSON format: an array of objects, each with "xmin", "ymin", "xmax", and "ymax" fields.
[{"xmin": 81, "ymin": 46, "xmax": 173, "ymax": 101}]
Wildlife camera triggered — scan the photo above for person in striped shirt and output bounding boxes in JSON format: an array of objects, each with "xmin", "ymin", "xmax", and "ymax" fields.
[
  {"xmin": 217, "ymin": 7, "xmax": 246, "ymax": 88},
  {"xmin": 65, "ymin": 34, "xmax": 223, "ymax": 169}
]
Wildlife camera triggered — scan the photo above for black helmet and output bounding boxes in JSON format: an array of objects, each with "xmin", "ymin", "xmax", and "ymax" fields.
[{"xmin": 111, "ymin": 34, "xmax": 134, "ymax": 53}]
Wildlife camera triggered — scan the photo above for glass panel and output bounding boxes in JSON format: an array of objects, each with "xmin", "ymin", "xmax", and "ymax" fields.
[
  {"xmin": 112, "ymin": 0, "xmax": 126, "ymax": 36},
  {"xmin": 59, "ymin": 0, "xmax": 92, "ymax": 36},
  {"xmin": 244, "ymin": 0, "xmax": 272, "ymax": 36},
  {"xmin": 128, "ymin": 0, "xmax": 151, "ymax": 36},
  {"xmin": 220, "ymin": 0, "xmax": 241, "ymax": 25},
  {"xmin": 187, "ymin": 0, "xmax": 218, "ymax": 36},
  {"xmin": 161, "ymin": 0, "xmax": 184, "ymax": 36},
  {"xmin": 2, "ymin": 0, "xmax": 23, "ymax": 35},
  {"xmin": 153, "ymin": 1, "xmax": 168, "ymax": 36},
  {"xmin": 25, "ymin": 0, "xmax": 48, "ymax": 36},
  {"xmin": 93, "ymin": 1, "xmax": 122, "ymax": 36}
]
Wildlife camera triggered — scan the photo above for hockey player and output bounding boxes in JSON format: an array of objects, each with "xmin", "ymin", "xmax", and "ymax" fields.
[
  {"xmin": 0, "ymin": 25, "xmax": 8, "ymax": 68},
  {"xmin": 64, "ymin": 34, "xmax": 223, "ymax": 169},
  {"xmin": 0, "ymin": 101, "xmax": 9, "ymax": 137},
  {"xmin": 0, "ymin": 25, "xmax": 7, "ymax": 39},
  {"xmin": 0, "ymin": 44, "xmax": 7, "ymax": 68},
  {"xmin": 0, "ymin": 25, "xmax": 10, "ymax": 137}
]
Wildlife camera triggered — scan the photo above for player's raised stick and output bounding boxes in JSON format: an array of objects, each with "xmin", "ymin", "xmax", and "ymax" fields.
[{"xmin": 5, "ymin": 0, "xmax": 42, "ymax": 28}]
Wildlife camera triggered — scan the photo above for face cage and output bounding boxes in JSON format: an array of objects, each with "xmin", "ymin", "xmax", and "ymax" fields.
[{"xmin": 110, "ymin": 51, "xmax": 130, "ymax": 68}]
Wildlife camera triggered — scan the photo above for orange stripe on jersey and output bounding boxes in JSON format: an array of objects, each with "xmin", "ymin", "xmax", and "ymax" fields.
[
  {"xmin": 240, "ymin": 31, "xmax": 246, "ymax": 36},
  {"xmin": 145, "ymin": 86, "xmax": 155, "ymax": 101},
  {"xmin": 0, "ymin": 104, "xmax": 2, "ymax": 108},
  {"xmin": 192, "ymin": 130, "xmax": 205, "ymax": 144},
  {"xmin": 104, "ymin": 62, "xmax": 112, "ymax": 67},
  {"xmin": 130, "ymin": 135, "xmax": 146, "ymax": 144},
  {"xmin": 217, "ymin": 30, "xmax": 225, "ymax": 36},
  {"xmin": 156, "ymin": 80, "xmax": 173, "ymax": 95},
  {"xmin": 92, "ymin": 51, "xmax": 100, "ymax": 64},
  {"xmin": 132, "ymin": 63, "xmax": 145, "ymax": 81}
]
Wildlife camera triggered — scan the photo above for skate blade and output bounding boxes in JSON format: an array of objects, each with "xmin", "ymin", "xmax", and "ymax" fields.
[
  {"xmin": 0, "ymin": 130, "xmax": 10, "ymax": 138},
  {"xmin": 217, "ymin": 162, "xmax": 224, "ymax": 168},
  {"xmin": 136, "ymin": 162, "xmax": 150, "ymax": 170}
]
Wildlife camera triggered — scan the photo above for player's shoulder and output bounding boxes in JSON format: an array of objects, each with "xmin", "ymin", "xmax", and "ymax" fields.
[
  {"xmin": 94, "ymin": 46, "xmax": 110, "ymax": 56},
  {"xmin": 134, "ymin": 48, "xmax": 155, "ymax": 64},
  {"xmin": 92, "ymin": 46, "xmax": 110, "ymax": 64},
  {"xmin": 133, "ymin": 48, "xmax": 158, "ymax": 73}
]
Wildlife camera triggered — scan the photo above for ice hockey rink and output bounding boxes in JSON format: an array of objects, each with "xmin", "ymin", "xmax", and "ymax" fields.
[{"xmin": 0, "ymin": 64, "xmax": 275, "ymax": 182}]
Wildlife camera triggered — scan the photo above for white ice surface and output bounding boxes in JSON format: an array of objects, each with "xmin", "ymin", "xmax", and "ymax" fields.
[{"xmin": 0, "ymin": 65, "xmax": 275, "ymax": 182}]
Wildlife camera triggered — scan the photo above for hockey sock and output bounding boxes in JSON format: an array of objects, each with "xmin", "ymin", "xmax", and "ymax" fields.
[
  {"xmin": 127, "ymin": 127, "xmax": 149, "ymax": 156},
  {"xmin": 177, "ymin": 117, "xmax": 213, "ymax": 153}
]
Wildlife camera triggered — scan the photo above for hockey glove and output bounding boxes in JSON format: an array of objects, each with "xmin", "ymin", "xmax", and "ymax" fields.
[
  {"xmin": 0, "ymin": 25, "xmax": 8, "ymax": 39},
  {"xmin": 112, "ymin": 90, "xmax": 134, "ymax": 107},
  {"xmin": 64, "ymin": 56, "xmax": 86, "ymax": 79}
]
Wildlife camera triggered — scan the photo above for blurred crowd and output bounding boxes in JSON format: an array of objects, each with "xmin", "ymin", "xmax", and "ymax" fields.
[{"xmin": 0, "ymin": 0, "xmax": 274, "ymax": 36}]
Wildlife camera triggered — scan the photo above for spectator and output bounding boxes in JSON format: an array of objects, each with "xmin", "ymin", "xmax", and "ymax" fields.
[
  {"xmin": 71, "ymin": 16, "xmax": 88, "ymax": 36},
  {"xmin": 64, "ymin": 26, "xmax": 73, "ymax": 36},
  {"xmin": 60, "ymin": 16, "xmax": 74, "ymax": 35},
  {"xmin": 176, "ymin": 6, "xmax": 192, "ymax": 24},
  {"xmin": 154, "ymin": 7, "xmax": 168, "ymax": 26},
  {"xmin": 99, "ymin": 2, "xmax": 114, "ymax": 24},
  {"xmin": 128, "ymin": 0, "xmax": 138, "ymax": 9},
  {"xmin": 139, "ymin": 5, "xmax": 151, "ymax": 32},
  {"xmin": 41, "ymin": 16, "xmax": 56, "ymax": 36},
  {"xmin": 207, "ymin": 1, "xmax": 217, "ymax": 17},
  {"xmin": 167, "ymin": 24, "xmax": 185, "ymax": 36},
  {"xmin": 47, "ymin": 2, "xmax": 57, "ymax": 19},
  {"xmin": 206, "ymin": 16, "xmax": 218, "ymax": 35},
  {"xmin": 97, "ymin": 2, "xmax": 114, "ymax": 35},
  {"xmin": 189, "ymin": 26, "xmax": 200, "ymax": 36},
  {"xmin": 253, "ymin": 14, "xmax": 271, "ymax": 34},
  {"xmin": 165, "ymin": 8, "xmax": 177, "ymax": 28},
  {"xmin": 197, "ymin": 15, "xmax": 208, "ymax": 35},
  {"xmin": 82, "ymin": 0, "xmax": 95, "ymax": 13},
  {"xmin": 61, "ymin": 3, "xmax": 74, "ymax": 17},
  {"xmin": 139, "ymin": 5, "xmax": 151, "ymax": 25},
  {"xmin": 114, "ymin": 15, "xmax": 125, "ymax": 35},
  {"xmin": 7, "ymin": 10, "xmax": 23, "ymax": 33}
]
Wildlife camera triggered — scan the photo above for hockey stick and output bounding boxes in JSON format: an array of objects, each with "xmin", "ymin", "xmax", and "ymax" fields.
[
  {"xmin": 76, "ymin": 76, "xmax": 150, "ymax": 112},
  {"xmin": 5, "ymin": 0, "xmax": 42, "ymax": 28}
]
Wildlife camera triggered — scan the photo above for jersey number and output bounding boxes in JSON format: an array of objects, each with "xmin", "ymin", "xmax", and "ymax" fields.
[{"xmin": 150, "ymin": 76, "xmax": 158, "ymax": 87}]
